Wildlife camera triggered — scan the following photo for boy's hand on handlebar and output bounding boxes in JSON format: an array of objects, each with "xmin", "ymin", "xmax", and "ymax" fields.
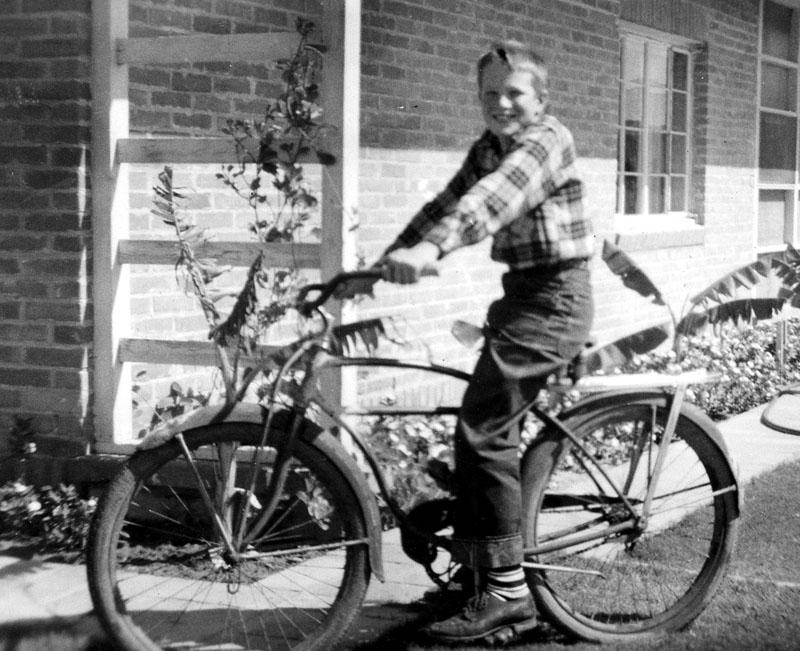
[
  {"xmin": 381, "ymin": 242, "xmax": 440, "ymax": 284},
  {"xmin": 333, "ymin": 274, "xmax": 379, "ymax": 299}
]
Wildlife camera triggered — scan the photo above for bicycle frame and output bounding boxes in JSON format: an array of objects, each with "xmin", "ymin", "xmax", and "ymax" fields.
[
  {"xmin": 248, "ymin": 341, "xmax": 727, "ymax": 568},
  {"xmin": 139, "ymin": 270, "xmax": 734, "ymax": 577}
]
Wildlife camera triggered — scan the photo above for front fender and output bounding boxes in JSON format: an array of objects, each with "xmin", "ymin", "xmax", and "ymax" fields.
[
  {"xmin": 138, "ymin": 403, "xmax": 385, "ymax": 580},
  {"xmin": 137, "ymin": 403, "xmax": 265, "ymax": 450}
]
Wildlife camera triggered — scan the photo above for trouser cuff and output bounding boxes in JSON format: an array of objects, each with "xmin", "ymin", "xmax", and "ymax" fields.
[{"xmin": 451, "ymin": 534, "xmax": 524, "ymax": 568}]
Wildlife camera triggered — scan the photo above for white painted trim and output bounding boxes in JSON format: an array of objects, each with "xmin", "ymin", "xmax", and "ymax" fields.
[
  {"xmin": 116, "ymin": 31, "xmax": 306, "ymax": 65},
  {"xmin": 117, "ymin": 136, "xmax": 321, "ymax": 165},
  {"xmin": 92, "ymin": 3, "xmax": 353, "ymax": 449},
  {"xmin": 320, "ymin": 0, "xmax": 361, "ymax": 409},
  {"xmin": 92, "ymin": 0, "xmax": 133, "ymax": 446},
  {"xmin": 617, "ymin": 19, "xmax": 704, "ymax": 49},
  {"xmin": 118, "ymin": 338, "xmax": 281, "ymax": 366},
  {"xmin": 118, "ymin": 240, "xmax": 320, "ymax": 268}
]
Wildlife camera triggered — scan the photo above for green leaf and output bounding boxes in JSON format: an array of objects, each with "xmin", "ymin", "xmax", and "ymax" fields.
[
  {"xmin": 182, "ymin": 226, "xmax": 209, "ymax": 247},
  {"xmin": 689, "ymin": 260, "xmax": 770, "ymax": 307},
  {"xmin": 676, "ymin": 298, "xmax": 785, "ymax": 336},
  {"xmin": 196, "ymin": 258, "xmax": 231, "ymax": 284},
  {"xmin": 601, "ymin": 240, "xmax": 665, "ymax": 305},
  {"xmin": 316, "ymin": 150, "xmax": 336, "ymax": 166},
  {"xmin": 583, "ymin": 323, "xmax": 671, "ymax": 373}
]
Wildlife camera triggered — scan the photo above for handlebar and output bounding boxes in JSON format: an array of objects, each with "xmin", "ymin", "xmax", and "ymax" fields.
[
  {"xmin": 296, "ymin": 266, "xmax": 438, "ymax": 317},
  {"xmin": 296, "ymin": 269, "xmax": 384, "ymax": 317}
]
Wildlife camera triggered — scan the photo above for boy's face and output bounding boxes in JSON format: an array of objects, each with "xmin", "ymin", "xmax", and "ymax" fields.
[{"xmin": 479, "ymin": 60, "xmax": 545, "ymax": 138}]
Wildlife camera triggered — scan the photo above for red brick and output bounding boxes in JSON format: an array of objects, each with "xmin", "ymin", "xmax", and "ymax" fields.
[
  {"xmin": 193, "ymin": 15, "xmax": 233, "ymax": 34},
  {"xmin": 24, "ymin": 301, "xmax": 82, "ymax": 322},
  {"xmin": 0, "ymin": 235, "xmax": 46, "ymax": 251},
  {"xmin": 20, "ymin": 37, "xmax": 89, "ymax": 58},
  {"xmin": 0, "ymin": 17, "xmax": 47, "ymax": 36},
  {"xmin": 24, "ymin": 347, "xmax": 86, "ymax": 368},
  {"xmin": 22, "ymin": 0, "xmax": 90, "ymax": 12},
  {"xmin": 172, "ymin": 72, "xmax": 213, "ymax": 93},
  {"xmin": 0, "ymin": 368, "xmax": 50, "ymax": 387}
]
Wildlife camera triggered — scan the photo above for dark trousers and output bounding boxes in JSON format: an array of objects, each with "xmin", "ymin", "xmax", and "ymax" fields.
[{"xmin": 450, "ymin": 262, "xmax": 593, "ymax": 569}]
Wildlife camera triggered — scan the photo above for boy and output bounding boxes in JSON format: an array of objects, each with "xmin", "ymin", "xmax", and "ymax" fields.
[{"xmin": 355, "ymin": 42, "xmax": 594, "ymax": 642}]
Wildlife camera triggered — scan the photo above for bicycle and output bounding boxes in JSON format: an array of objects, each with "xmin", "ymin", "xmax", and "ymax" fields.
[{"xmin": 87, "ymin": 270, "xmax": 740, "ymax": 650}]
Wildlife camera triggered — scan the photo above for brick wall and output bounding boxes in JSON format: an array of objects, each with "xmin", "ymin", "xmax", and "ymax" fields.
[
  {"xmin": 125, "ymin": 1, "xmax": 326, "ymax": 431},
  {"xmin": 0, "ymin": 0, "xmax": 92, "ymax": 458},
  {"xmin": 358, "ymin": 0, "xmax": 621, "ymax": 388},
  {"xmin": 593, "ymin": 0, "xmax": 760, "ymax": 342},
  {"xmin": 358, "ymin": 0, "xmax": 761, "ymax": 383},
  {"xmin": 128, "ymin": 0, "xmax": 323, "ymax": 136},
  {"xmin": 0, "ymin": 0, "xmax": 767, "ymax": 456}
]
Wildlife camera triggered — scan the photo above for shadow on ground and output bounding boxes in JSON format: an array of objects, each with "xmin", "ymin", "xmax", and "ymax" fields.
[
  {"xmin": 0, "ymin": 615, "xmax": 112, "ymax": 651},
  {"xmin": 342, "ymin": 600, "xmax": 569, "ymax": 650}
]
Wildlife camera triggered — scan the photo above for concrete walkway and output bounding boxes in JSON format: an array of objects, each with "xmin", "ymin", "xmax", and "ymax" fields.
[{"xmin": 1, "ymin": 403, "xmax": 799, "ymax": 650}]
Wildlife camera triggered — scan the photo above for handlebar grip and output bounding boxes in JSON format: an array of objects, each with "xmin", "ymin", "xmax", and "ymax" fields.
[
  {"xmin": 296, "ymin": 269, "xmax": 384, "ymax": 316},
  {"xmin": 296, "ymin": 265, "xmax": 439, "ymax": 317}
]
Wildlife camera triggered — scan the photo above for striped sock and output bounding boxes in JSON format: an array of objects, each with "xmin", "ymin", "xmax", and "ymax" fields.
[{"xmin": 486, "ymin": 565, "xmax": 530, "ymax": 601}]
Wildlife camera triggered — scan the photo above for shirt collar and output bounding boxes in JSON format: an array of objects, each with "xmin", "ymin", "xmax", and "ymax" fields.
[{"xmin": 481, "ymin": 117, "xmax": 551, "ymax": 154}]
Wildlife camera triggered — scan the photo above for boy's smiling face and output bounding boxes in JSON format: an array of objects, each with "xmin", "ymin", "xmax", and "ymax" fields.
[{"xmin": 479, "ymin": 59, "xmax": 545, "ymax": 138}]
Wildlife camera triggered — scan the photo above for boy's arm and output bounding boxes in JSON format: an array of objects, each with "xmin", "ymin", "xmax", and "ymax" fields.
[
  {"xmin": 422, "ymin": 130, "xmax": 563, "ymax": 255},
  {"xmin": 382, "ymin": 143, "xmax": 480, "ymax": 256}
]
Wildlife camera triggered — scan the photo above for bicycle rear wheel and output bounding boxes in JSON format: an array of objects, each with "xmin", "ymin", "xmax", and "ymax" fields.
[
  {"xmin": 522, "ymin": 396, "xmax": 738, "ymax": 642},
  {"xmin": 88, "ymin": 420, "xmax": 370, "ymax": 651}
]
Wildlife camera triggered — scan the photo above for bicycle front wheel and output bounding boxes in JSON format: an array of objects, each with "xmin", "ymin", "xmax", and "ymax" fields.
[
  {"xmin": 88, "ymin": 421, "xmax": 371, "ymax": 651},
  {"xmin": 522, "ymin": 396, "xmax": 738, "ymax": 642}
]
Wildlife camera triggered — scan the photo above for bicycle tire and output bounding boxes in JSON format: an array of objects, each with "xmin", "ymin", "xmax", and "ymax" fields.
[
  {"xmin": 521, "ymin": 396, "xmax": 738, "ymax": 642},
  {"xmin": 88, "ymin": 420, "xmax": 371, "ymax": 651}
]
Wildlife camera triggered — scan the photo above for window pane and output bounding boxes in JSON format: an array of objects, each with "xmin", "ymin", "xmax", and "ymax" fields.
[
  {"xmin": 623, "ymin": 86, "xmax": 643, "ymax": 127},
  {"xmin": 672, "ymin": 51, "xmax": 688, "ymax": 91},
  {"xmin": 671, "ymin": 91, "xmax": 687, "ymax": 131},
  {"xmin": 624, "ymin": 130, "xmax": 641, "ymax": 172},
  {"xmin": 649, "ymin": 132, "xmax": 668, "ymax": 174},
  {"xmin": 761, "ymin": 62, "xmax": 796, "ymax": 111},
  {"xmin": 622, "ymin": 38, "xmax": 644, "ymax": 83},
  {"xmin": 758, "ymin": 189, "xmax": 790, "ymax": 247},
  {"xmin": 649, "ymin": 176, "xmax": 666, "ymax": 213},
  {"xmin": 671, "ymin": 134, "xmax": 687, "ymax": 173},
  {"xmin": 759, "ymin": 112, "xmax": 797, "ymax": 183},
  {"xmin": 646, "ymin": 43, "xmax": 667, "ymax": 87},
  {"xmin": 648, "ymin": 89, "xmax": 668, "ymax": 129},
  {"xmin": 763, "ymin": 0, "xmax": 798, "ymax": 62},
  {"xmin": 670, "ymin": 176, "xmax": 686, "ymax": 212},
  {"xmin": 624, "ymin": 175, "xmax": 640, "ymax": 214}
]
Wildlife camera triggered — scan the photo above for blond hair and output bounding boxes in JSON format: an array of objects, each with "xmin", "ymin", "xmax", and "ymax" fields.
[{"xmin": 477, "ymin": 41, "xmax": 548, "ymax": 101}]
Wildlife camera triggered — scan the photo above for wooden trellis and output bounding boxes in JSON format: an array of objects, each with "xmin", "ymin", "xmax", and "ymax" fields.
[{"xmin": 90, "ymin": 0, "xmax": 361, "ymax": 451}]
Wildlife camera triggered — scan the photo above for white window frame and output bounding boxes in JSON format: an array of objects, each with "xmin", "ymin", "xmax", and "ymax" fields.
[
  {"xmin": 615, "ymin": 22, "xmax": 703, "ymax": 244},
  {"xmin": 756, "ymin": 0, "xmax": 800, "ymax": 255}
]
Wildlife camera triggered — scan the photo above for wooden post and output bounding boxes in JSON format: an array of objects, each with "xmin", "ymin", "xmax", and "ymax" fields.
[
  {"xmin": 91, "ymin": 0, "xmax": 133, "ymax": 448},
  {"xmin": 321, "ymin": 0, "xmax": 361, "ymax": 409},
  {"xmin": 777, "ymin": 316, "xmax": 788, "ymax": 385}
]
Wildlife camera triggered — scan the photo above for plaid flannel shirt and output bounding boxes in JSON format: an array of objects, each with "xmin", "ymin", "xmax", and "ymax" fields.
[{"xmin": 388, "ymin": 115, "xmax": 593, "ymax": 269}]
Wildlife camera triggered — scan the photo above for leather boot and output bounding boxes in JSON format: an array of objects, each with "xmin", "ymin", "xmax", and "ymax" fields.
[{"xmin": 423, "ymin": 591, "xmax": 536, "ymax": 643}]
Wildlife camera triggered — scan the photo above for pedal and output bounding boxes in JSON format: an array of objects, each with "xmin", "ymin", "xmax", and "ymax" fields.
[{"xmin": 483, "ymin": 617, "xmax": 538, "ymax": 646}]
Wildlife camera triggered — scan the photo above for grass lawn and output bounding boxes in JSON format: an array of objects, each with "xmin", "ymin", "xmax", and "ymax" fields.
[
  {"xmin": 2, "ymin": 457, "xmax": 799, "ymax": 650},
  {"xmin": 351, "ymin": 457, "xmax": 800, "ymax": 650}
]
